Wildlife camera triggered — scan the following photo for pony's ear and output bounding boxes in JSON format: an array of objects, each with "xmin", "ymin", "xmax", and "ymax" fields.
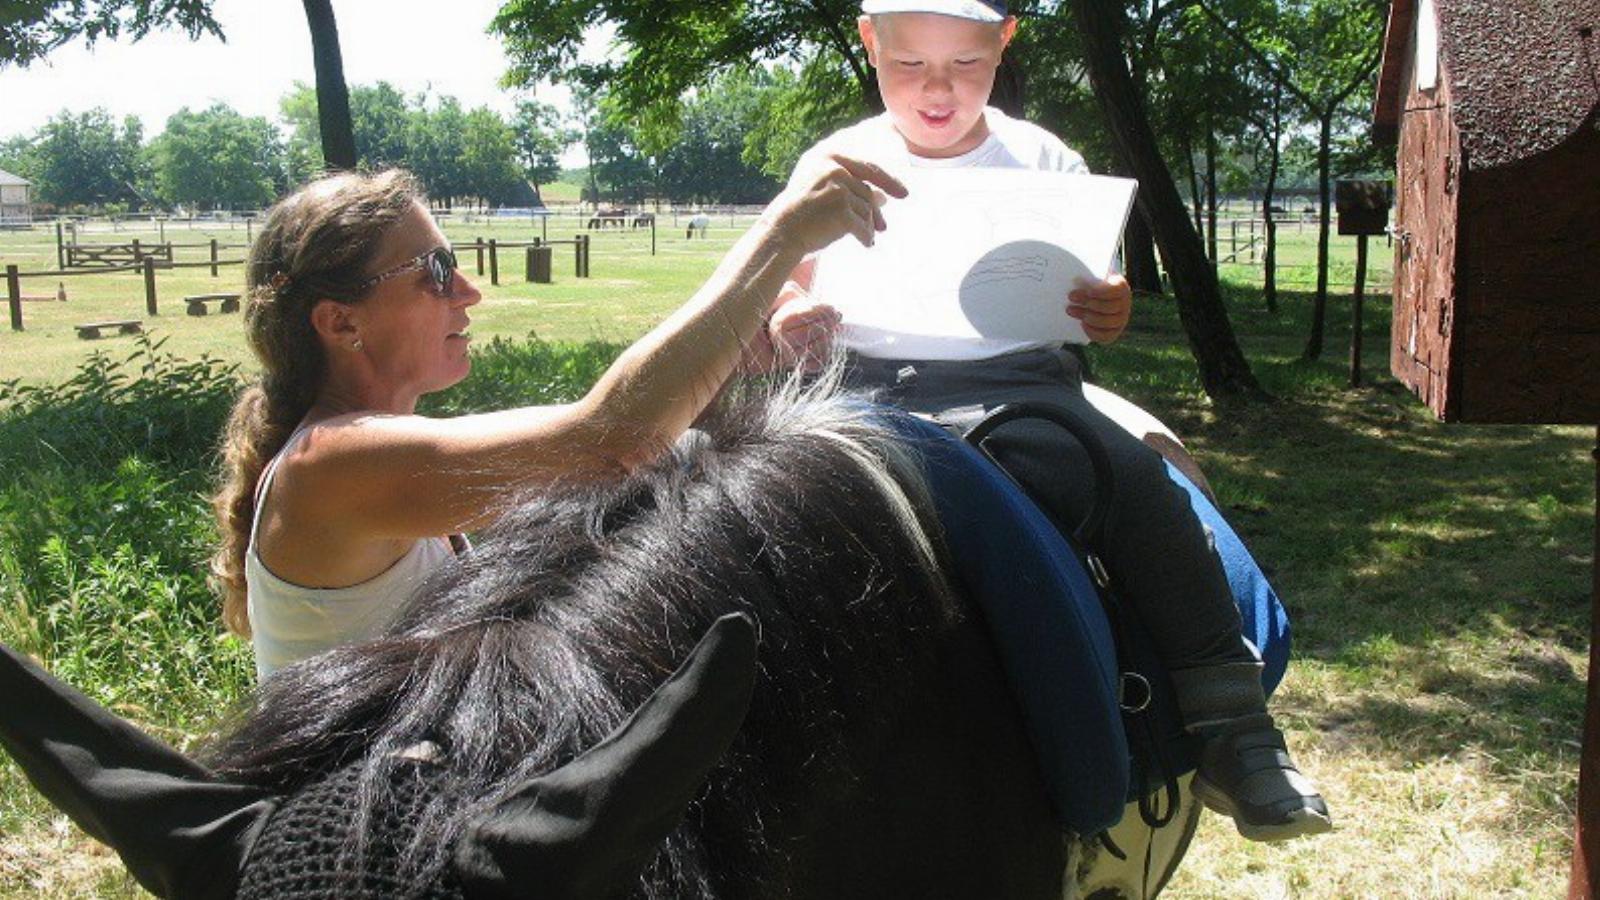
[
  {"xmin": 454, "ymin": 612, "xmax": 759, "ymax": 900},
  {"xmin": 0, "ymin": 642, "xmax": 277, "ymax": 900}
]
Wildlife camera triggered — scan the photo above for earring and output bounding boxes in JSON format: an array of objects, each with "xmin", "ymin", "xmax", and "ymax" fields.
[{"xmin": 351, "ymin": 339, "xmax": 364, "ymax": 351}]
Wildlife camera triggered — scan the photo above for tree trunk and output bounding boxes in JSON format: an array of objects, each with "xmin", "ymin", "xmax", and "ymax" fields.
[
  {"xmin": 1262, "ymin": 124, "xmax": 1281, "ymax": 312},
  {"xmin": 301, "ymin": 0, "xmax": 356, "ymax": 171},
  {"xmin": 1184, "ymin": 139, "xmax": 1205, "ymax": 240},
  {"xmin": 1110, "ymin": 157, "xmax": 1163, "ymax": 294},
  {"xmin": 1124, "ymin": 206, "xmax": 1164, "ymax": 295},
  {"xmin": 1304, "ymin": 110, "xmax": 1333, "ymax": 360},
  {"xmin": 1205, "ymin": 122, "xmax": 1219, "ymax": 270},
  {"xmin": 1066, "ymin": 0, "xmax": 1264, "ymax": 400}
]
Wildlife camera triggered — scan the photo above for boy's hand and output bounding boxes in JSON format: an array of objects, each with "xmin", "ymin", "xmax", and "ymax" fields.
[
  {"xmin": 1068, "ymin": 274, "xmax": 1132, "ymax": 344},
  {"xmin": 763, "ymin": 154, "xmax": 908, "ymax": 255},
  {"xmin": 738, "ymin": 281, "xmax": 841, "ymax": 375},
  {"xmin": 767, "ymin": 282, "xmax": 841, "ymax": 372}
]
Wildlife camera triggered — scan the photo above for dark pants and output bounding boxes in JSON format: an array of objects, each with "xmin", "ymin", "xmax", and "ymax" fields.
[{"xmin": 846, "ymin": 347, "xmax": 1254, "ymax": 672}]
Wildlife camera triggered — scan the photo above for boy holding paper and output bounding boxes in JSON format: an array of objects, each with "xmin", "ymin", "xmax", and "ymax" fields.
[{"xmin": 763, "ymin": 0, "xmax": 1331, "ymax": 842}]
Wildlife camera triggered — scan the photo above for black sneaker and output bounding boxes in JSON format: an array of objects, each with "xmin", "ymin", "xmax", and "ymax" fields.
[{"xmin": 1190, "ymin": 714, "xmax": 1333, "ymax": 841}]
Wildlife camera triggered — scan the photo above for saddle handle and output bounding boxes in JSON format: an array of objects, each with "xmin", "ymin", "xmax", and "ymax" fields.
[{"xmin": 961, "ymin": 401, "xmax": 1116, "ymax": 548}]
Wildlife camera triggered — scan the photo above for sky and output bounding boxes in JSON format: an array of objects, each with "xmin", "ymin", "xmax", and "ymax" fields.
[{"xmin": 0, "ymin": 0, "xmax": 606, "ymax": 164}]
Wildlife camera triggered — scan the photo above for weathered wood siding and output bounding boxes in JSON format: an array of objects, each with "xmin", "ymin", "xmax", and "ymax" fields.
[
  {"xmin": 1455, "ymin": 128, "xmax": 1600, "ymax": 423},
  {"xmin": 1391, "ymin": 35, "xmax": 1462, "ymax": 420}
]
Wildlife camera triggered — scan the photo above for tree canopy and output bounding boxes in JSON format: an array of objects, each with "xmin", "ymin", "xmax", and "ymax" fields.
[{"xmin": 1, "ymin": 0, "xmax": 221, "ymax": 67}]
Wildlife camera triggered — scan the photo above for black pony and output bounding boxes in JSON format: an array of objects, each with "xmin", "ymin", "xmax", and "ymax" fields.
[{"xmin": 2, "ymin": 379, "xmax": 1074, "ymax": 898}]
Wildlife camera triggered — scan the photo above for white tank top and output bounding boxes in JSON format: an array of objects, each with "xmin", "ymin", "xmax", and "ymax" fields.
[{"xmin": 245, "ymin": 428, "xmax": 459, "ymax": 680}]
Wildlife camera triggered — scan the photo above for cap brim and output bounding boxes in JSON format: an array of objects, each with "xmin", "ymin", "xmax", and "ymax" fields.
[{"xmin": 860, "ymin": 0, "xmax": 1006, "ymax": 23}]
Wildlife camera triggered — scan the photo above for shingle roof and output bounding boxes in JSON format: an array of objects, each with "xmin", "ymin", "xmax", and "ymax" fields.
[
  {"xmin": 0, "ymin": 169, "xmax": 31, "ymax": 187},
  {"xmin": 1375, "ymin": 0, "xmax": 1600, "ymax": 170}
]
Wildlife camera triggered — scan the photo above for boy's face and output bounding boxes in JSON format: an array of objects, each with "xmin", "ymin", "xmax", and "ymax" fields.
[{"xmin": 859, "ymin": 12, "xmax": 1017, "ymax": 159}]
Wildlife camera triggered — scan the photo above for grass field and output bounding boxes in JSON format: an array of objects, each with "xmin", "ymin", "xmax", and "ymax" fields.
[
  {"xmin": 0, "ymin": 211, "xmax": 759, "ymax": 385},
  {"xmin": 0, "ymin": 216, "xmax": 1589, "ymax": 898}
]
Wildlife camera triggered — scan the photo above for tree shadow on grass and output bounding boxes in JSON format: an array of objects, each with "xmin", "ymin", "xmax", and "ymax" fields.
[{"xmin": 1090, "ymin": 285, "xmax": 1594, "ymax": 664}]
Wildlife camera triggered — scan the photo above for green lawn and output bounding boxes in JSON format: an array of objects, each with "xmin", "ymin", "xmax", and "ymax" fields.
[
  {"xmin": 0, "ymin": 216, "xmax": 1586, "ymax": 899},
  {"xmin": 0, "ymin": 212, "xmax": 759, "ymax": 385}
]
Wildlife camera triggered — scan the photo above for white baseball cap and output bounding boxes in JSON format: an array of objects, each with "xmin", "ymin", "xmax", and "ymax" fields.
[{"xmin": 860, "ymin": 0, "xmax": 1008, "ymax": 23}]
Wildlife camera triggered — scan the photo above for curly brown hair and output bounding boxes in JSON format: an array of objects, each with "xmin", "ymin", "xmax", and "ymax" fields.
[{"xmin": 211, "ymin": 169, "xmax": 425, "ymax": 637}]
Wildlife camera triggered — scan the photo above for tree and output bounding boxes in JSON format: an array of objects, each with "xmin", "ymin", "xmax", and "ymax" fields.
[
  {"xmin": 148, "ymin": 104, "xmax": 284, "ymax": 210},
  {"xmin": 408, "ymin": 95, "xmax": 470, "ymax": 207},
  {"xmin": 279, "ymin": 82, "xmax": 325, "ymax": 184},
  {"xmin": 15, "ymin": 108, "xmax": 149, "ymax": 207},
  {"xmin": 350, "ymin": 82, "xmax": 413, "ymax": 168},
  {"xmin": 743, "ymin": 60, "xmax": 864, "ymax": 181},
  {"xmin": 299, "ymin": 0, "xmax": 356, "ymax": 170},
  {"xmin": 511, "ymin": 99, "xmax": 572, "ymax": 196},
  {"xmin": 586, "ymin": 98, "xmax": 656, "ymax": 204},
  {"xmin": 1, "ymin": 0, "xmax": 221, "ymax": 67},
  {"xmin": 493, "ymin": 0, "xmax": 876, "ymax": 121},
  {"xmin": 1063, "ymin": 0, "xmax": 1264, "ymax": 399},
  {"xmin": 1194, "ymin": 0, "xmax": 1385, "ymax": 359},
  {"xmin": 647, "ymin": 68, "xmax": 783, "ymax": 204},
  {"xmin": 460, "ymin": 106, "xmax": 528, "ymax": 207}
]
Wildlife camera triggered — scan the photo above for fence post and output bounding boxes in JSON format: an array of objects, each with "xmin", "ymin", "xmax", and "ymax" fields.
[
  {"xmin": 210, "ymin": 238, "xmax": 220, "ymax": 277},
  {"xmin": 489, "ymin": 238, "xmax": 499, "ymax": 286},
  {"xmin": 158, "ymin": 219, "xmax": 165, "ymax": 244},
  {"xmin": 55, "ymin": 221, "xmax": 65, "ymax": 270},
  {"xmin": 144, "ymin": 257, "xmax": 158, "ymax": 316},
  {"xmin": 542, "ymin": 215, "xmax": 547, "ymax": 243},
  {"xmin": 246, "ymin": 217, "xmax": 253, "ymax": 244},
  {"xmin": 132, "ymin": 238, "xmax": 143, "ymax": 262},
  {"xmin": 651, "ymin": 216, "xmax": 657, "ymax": 256},
  {"xmin": 1249, "ymin": 218, "xmax": 1258, "ymax": 264},
  {"xmin": 1349, "ymin": 234, "xmax": 1369, "ymax": 388},
  {"xmin": 6, "ymin": 265, "xmax": 22, "ymax": 332},
  {"xmin": 475, "ymin": 236, "xmax": 485, "ymax": 276}
]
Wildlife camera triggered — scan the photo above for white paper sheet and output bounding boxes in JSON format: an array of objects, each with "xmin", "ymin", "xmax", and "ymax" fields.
[{"xmin": 810, "ymin": 169, "xmax": 1138, "ymax": 348}]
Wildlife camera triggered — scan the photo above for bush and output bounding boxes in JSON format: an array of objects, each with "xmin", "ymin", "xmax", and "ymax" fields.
[{"xmin": 0, "ymin": 334, "xmax": 624, "ymax": 732}]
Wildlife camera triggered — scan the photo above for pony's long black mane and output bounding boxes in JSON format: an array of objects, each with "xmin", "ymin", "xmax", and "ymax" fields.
[{"xmin": 206, "ymin": 377, "xmax": 962, "ymax": 898}]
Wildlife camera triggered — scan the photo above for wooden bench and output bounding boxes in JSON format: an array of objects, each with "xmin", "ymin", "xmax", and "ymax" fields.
[
  {"xmin": 75, "ymin": 320, "xmax": 144, "ymax": 340},
  {"xmin": 185, "ymin": 293, "xmax": 241, "ymax": 316}
]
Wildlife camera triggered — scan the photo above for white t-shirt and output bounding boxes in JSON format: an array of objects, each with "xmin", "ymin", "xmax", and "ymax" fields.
[{"xmin": 789, "ymin": 107, "xmax": 1090, "ymax": 360}]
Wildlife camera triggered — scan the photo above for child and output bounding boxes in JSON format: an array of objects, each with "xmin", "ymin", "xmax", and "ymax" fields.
[{"xmin": 765, "ymin": 0, "xmax": 1332, "ymax": 841}]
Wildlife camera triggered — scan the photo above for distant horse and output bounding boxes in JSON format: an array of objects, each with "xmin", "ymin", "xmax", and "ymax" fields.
[
  {"xmin": 0, "ymin": 378, "xmax": 1214, "ymax": 898},
  {"xmin": 686, "ymin": 213, "xmax": 710, "ymax": 239},
  {"xmin": 588, "ymin": 206, "xmax": 629, "ymax": 229},
  {"xmin": 631, "ymin": 212, "xmax": 655, "ymax": 229}
]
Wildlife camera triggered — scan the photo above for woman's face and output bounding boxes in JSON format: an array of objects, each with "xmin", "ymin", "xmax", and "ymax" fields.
[{"xmin": 348, "ymin": 202, "xmax": 482, "ymax": 406}]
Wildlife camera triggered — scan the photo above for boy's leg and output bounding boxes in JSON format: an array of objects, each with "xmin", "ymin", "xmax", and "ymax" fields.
[{"xmin": 848, "ymin": 349, "xmax": 1330, "ymax": 840}]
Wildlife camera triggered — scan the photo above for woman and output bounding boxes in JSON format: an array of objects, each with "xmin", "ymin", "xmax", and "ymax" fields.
[{"xmin": 212, "ymin": 160, "xmax": 903, "ymax": 678}]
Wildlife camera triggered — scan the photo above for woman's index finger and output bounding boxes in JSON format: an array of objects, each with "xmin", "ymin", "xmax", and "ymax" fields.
[{"xmin": 825, "ymin": 154, "xmax": 908, "ymax": 199}]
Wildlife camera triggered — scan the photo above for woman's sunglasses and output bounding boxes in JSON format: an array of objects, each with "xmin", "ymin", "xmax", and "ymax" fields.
[{"xmin": 359, "ymin": 246, "xmax": 458, "ymax": 295}]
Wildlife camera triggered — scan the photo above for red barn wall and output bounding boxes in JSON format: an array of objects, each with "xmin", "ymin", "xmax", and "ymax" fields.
[
  {"xmin": 1391, "ymin": 49, "xmax": 1462, "ymax": 420},
  {"xmin": 1455, "ymin": 126, "xmax": 1600, "ymax": 424}
]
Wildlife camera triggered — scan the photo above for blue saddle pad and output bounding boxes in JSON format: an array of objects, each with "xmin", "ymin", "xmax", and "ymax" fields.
[{"xmin": 886, "ymin": 410, "xmax": 1291, "ymax": 835}]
